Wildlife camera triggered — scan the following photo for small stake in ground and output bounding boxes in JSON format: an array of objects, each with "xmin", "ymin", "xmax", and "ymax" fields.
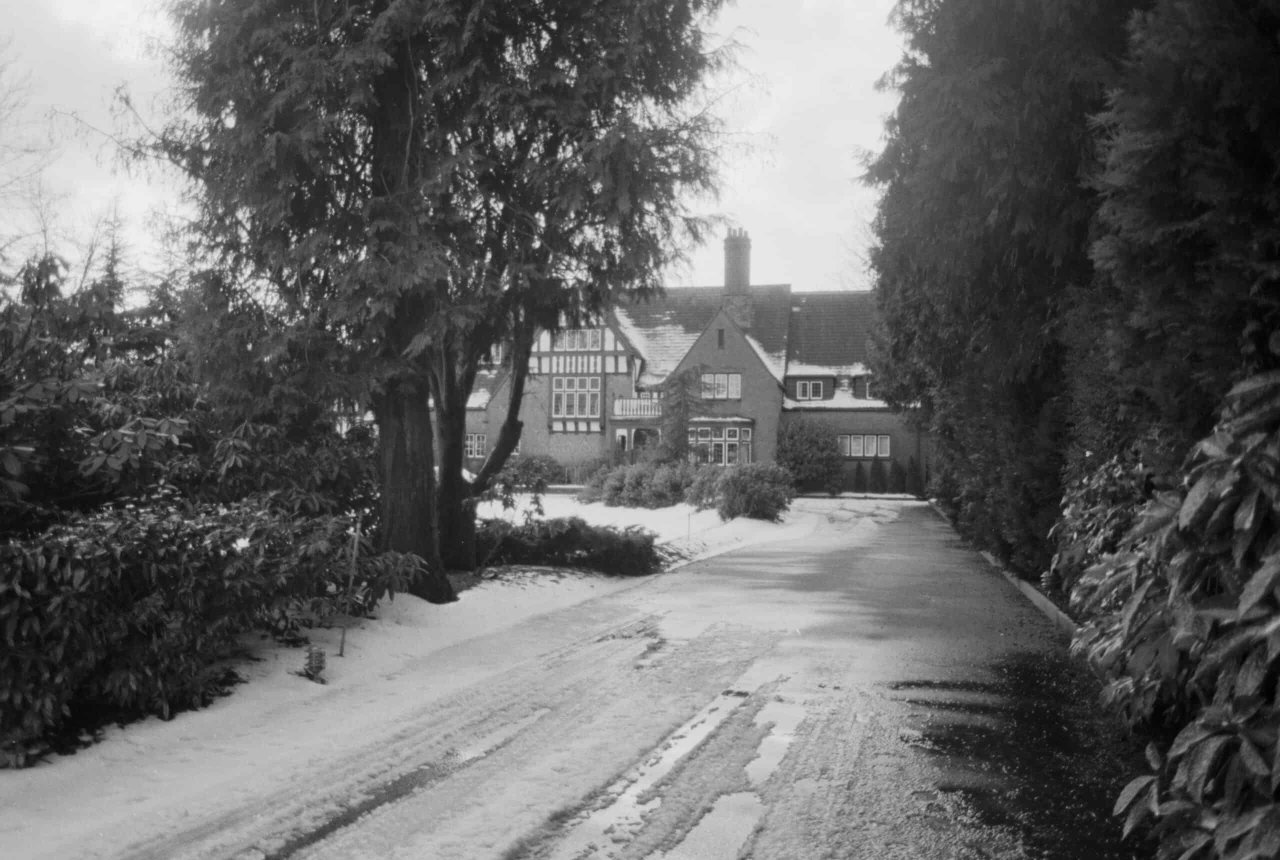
[{"xmin": 339, "ymin": 518, "xmax": 360, "ymax": 658}]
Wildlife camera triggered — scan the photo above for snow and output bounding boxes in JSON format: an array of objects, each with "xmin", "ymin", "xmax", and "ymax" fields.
[
  {"xmin": 784, "ymin": 360, "xmax": 870, "ymax": 377},
  {"xmin": 744, "ymin": 333, "xmax": 786, "ymax": 383},
  {"xmin": 0, "ymin": 495, "xmax": 823, "ymax": 860},
  {"xmin": 782, "ymin": 390, "xmax": 890, "ymax": 410}
]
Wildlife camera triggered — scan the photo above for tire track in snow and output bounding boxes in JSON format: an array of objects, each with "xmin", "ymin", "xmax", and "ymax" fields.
[
  {"xmin": 113, "ymin": 611, "xmax": 682, "ymax": 860},
  {"xmin": 294, "ymin": 625, "xmax": 779, "ymax": 860}
]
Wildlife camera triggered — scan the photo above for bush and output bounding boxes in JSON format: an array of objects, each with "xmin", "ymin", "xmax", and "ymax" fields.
[
  {"xmin": 684, "ymin": 465, "xmax": 722, "ymax": 510},
  {"xmin": 905, "ymin": 457, "xmax": 924, "ymax": 497},
  {"xmin": 1072, "ymin": 372, "xmax": 1280, "ymax": 855},
  {"xmin": 483, "ymin": 454, "xmax": 560, "ymax": 521},
  {"xmin": 580, "ymin": 461, "xmax": 710, "ymax": 509},
  {"xmin": 476, "ymin": 516, "xmax": 660, "ymax": 576},
  {"xmin": 890, "ymin": 461, "xmax": 906, "ymax": 493},
  {"xmin": 777, "ymin": 419, "xmax": 843, "ymax": 494},
  {"xmin": 0, "ymin": 493, "xmax": 417, "ymax": 767},
  {"xmin": 868, "ymin": 459, "xmax": 887, "ymax": 493},
  {"xmin": 715, "ymin": 463, "xmax": 795, "ymax": 522}
]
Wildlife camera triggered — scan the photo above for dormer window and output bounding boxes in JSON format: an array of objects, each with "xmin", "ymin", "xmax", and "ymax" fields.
[{"xmin": 796, "ymin": 380, "xmax": 823, "ymax": 400}]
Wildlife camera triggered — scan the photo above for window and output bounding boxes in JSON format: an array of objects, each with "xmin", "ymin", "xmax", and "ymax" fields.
[
  {"xmin": 701, "ymin": 372, "xmax": 742, "ymax": 400},
  {"xmin": 552, "ymin": 376, "xmax": 601, "ymax": 418},
  {"xmin": 864, "ymin": 378, "xmax": 872, "ymax": 399},
  {"xmin": 687, "ymin": 426, "xmax": 752, "ymax": 465},
  {"xmin": 717, "ymin": 328, "xmax": 725, "ymax": 349},
  {"xmin": 836, "ymin": 434, "xmax": 891, "ymax": 458},
  {"xmin": 796, "ymin": 380, "xmax": 824, "ymax": 400},
  {"xmin": 464, "ymin": 434, "xmax": 486, "ymax": 458},
  {"xmin": 552, "ymin": 329, "xmax": 603, "ymax": 351}
]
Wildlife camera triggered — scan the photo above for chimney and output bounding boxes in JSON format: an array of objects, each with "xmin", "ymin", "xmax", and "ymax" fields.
[
  {"xmin": 723, "ymin": 228, "xmax": 750, "ymax": 296},
  {"xmin": 723, "ymin": 229, "xmax": 753, "ymax": 329}
]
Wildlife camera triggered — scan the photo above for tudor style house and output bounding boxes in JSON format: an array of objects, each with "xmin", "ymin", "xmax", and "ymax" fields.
[{"xmin": 463, "ymin": 231, "xmax": 929, "ymax": 490}]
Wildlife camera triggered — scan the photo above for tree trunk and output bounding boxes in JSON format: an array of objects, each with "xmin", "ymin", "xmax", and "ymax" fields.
[
  {"xmin": 435, "ymin": 398, "xmax": 477, "ymax": 571},
  {"xmin": 375, "ymin": 378, "xmax": 455, "ymax": 603}
]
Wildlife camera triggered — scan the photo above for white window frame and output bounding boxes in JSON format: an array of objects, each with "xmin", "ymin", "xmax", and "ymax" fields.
[
  {"xmin": 552, "ymin": 376, "xmax": 601, "ymax": 418},
  {"xmin": 688, "ymin": 425, "xmax": 752, "ymax": 465},
  {"xmin": 552, "ymin": 328, "xmax": 603, "ymax": 351},
  {"xmin": 797, "ymin": 380, "xmax": 824, "ymax": 400},
  {"xmin": 700, "ymin": 372, "xmax": 742, "ymax": 400},
  {"xmin": 464, "ymin": 433, "xmax": 486, "ymax": 458}
]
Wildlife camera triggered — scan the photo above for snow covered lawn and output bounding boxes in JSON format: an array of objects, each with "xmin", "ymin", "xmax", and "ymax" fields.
[{"xmin": 0, "ymin": 495, "xmax": 822, "ymax": 860}]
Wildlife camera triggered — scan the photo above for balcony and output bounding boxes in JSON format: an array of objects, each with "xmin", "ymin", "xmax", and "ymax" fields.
[{"xmin": 611, "ymin": 397, "xmax": 662, "ymax": 419}]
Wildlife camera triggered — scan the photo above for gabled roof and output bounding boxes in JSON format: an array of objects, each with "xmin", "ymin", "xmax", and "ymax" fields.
[
  {"xmin": 613, "ymin": 284, "xmax": 792, "ymax": 386},
  {"xmin": 468, "ymin": 368, "xmax": 506, "ymax": 410},
  {"xmin": 786, "ymin": 290, "xmax": 876, "ymax": 377}
]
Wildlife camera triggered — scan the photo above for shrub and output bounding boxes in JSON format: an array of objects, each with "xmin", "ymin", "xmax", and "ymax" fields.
[
  {"xmin": 890, "ymin": 461, "xmax": 906, "ymax": 493},
  {"xmin": 1046, "ymin": 447, "xmax": 1154, "ymax": 599},
  {"xmin": 905, "ymin": 456, "xmax": 924, "ymax": 497},
  {"xmin": 643, "ymin": 462, "xmax": 694, "ymax": 508},
  {"xmin": 684, "ymin": 466, "xmax": 722, "ymax": 510},
  {"xmin": 0, "ymin": 493, "xmax": 417, "ymax": 767},
  {"xmin": 476, "ymin": 516, "xmax": 660, "ymax": 576},
  {"xmin": 577, "ymin": 464, "xmax": 611, "ymax": 503},
  {"xmin": 484, "ymin": 454, "xmax": 560, "ymax": 521},
  {"xmin": 1072, "ymin": 372, "xmax": 1280, "ymax": 855},
  {"xmin": 715, "ymin": 463, "xmax": 795, "ymax": 522},
  {"xmin": 619, "ymin": 463, "xmax": 649, "ymax": 507},
  {"xmin": 777, "ymin": 419, "xmax": 843, "ymax": 494},
  {"xmin": 580, "ymin": 461, "xmax": 708, "ymax": 509},
  {"xmin": 868, "ymin": 459, "xmax": 887, "ymax": 493}
]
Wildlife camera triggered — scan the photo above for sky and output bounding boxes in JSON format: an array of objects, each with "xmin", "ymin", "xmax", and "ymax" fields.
[{"xmin": 0, "ymin": 0, "xmax": 904, "ymax": 292}]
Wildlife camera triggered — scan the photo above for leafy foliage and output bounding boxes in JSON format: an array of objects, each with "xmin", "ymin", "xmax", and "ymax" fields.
[
  {"xmin": 776, "ymin": 419, "xmax": 843, "ymax": 495},
  {"xmin": 578, "ymin": 460, "xmax": 706, "ymax": 509},
  {"xmin": 1073, "ymin": 372, "xmax": 1280, "ymax": 857},
  {"xmin": 714, "ymin": 463, "xmax": 795, "ymax": 522},
  {"xmin": 1, "ymin": 494, "xmax": 417, "ymax": 767},
  {"xmin": 475, "ymin": 517, "xmax": 660, "ymax": 577}
]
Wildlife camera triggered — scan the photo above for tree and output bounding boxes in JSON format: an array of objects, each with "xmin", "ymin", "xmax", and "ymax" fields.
[
  {"xmin": 1087, "ymin": 0, "xmax": 1280, "ymax": 461},
  {"xmin": 656, "ymin": 364, "xmax": 706, "ymax": 464},
  {"xmin": 166, "ymin": 0, "xmax": 724, "ymax": 586},
  {"xmin": 776, "ymin": 418, "xmax": 842, "ymax": 495},
  {"xmin": 867, "ymin": 0, "xmax": 1138, "ymax": 575},
  {"xmin": 418, "ymin": 0, "xmax": 724, "ymax": 570}
]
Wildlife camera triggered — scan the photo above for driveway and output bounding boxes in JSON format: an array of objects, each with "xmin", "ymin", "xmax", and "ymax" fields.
[{"xmin": 9, "ymin": 499, "xmax": 1149, "ymax": 859}]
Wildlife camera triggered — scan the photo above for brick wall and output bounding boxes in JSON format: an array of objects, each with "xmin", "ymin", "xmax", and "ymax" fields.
[{"xmin": 674, "ymin": 309, "xmax": 784, "ymax": 463}]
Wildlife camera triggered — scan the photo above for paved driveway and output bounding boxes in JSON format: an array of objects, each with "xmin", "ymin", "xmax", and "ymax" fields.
[{"xmin": 56, "ymin": 499, "xmax": 1151, "ymax": 859}]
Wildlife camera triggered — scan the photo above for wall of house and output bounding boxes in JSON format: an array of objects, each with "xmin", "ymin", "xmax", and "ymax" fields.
[
  {"xmin": 674, "ymin": 309, "xmax": 784, "ymax": 464},
  {"xmin": 780, "ymin": 408, "xmax": 931, "ymax": 491}
]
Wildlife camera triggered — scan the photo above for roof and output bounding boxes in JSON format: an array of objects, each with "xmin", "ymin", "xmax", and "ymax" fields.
[
  {"xmin": 782, "ymin": 391, "xmax": 890, "ymax": 411},
  {"xmin": 467, "ymin": 369, "xmax": 505, "ymax": 410},
  {"xmin": 786, "ymin": 291, "xmax": 877, "ymax": 377},
  {"xmin": 613, "ymin": 284, "xmax": 793, "ymax": 386}
]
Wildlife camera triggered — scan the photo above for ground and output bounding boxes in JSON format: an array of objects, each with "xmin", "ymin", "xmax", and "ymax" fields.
[{"xmin": 0, "ymin": 497, "xmax": 1150, "ymax": 859}]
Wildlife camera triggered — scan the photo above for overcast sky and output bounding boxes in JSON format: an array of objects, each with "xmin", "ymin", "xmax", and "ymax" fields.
[{"xmin": 1, "ymin": 0, "xmax": 903, "ymax": 292}]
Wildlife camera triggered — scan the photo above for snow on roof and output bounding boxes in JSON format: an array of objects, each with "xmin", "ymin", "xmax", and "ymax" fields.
[
  {"xmin": 744, "ymin": 333, "xmax": 786, "ymax": 383},
  {"xmin": 785, "ymin": 361, "xmax": 870, "ymax": 378},
  {"xmin": 782, "ymin": 390, "xmax": 891, "ymax": 411},
  {"xmin": 785, "ymin": 291, "xmax": 876, "ymax": 377},
  {"xmin": 615, "ymin": 285, "xmax": 792, "ymax": 386},
  {"xmin": 468, "ymin": 369, "xmax": 504, "ymax": 410}
]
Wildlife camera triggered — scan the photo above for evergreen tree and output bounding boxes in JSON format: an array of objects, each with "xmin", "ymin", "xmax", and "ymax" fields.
[
  {"xmin": 166, "ymin": 0, "xmax": 724, "ymax": 581},
  {"xmin": 867, "ymin": 0, "xmax": 1138, "ymax": 574}
]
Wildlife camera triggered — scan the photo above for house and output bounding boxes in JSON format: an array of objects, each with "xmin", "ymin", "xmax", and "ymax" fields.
[{"xmin": 463, "ymin": 231, "xmax": 929, "ymax": 490}]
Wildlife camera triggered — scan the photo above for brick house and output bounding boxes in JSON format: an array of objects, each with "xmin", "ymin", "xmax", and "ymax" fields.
[{"xmin": 462, "ymin": 231, "xmax": 929, "ymax": 489}]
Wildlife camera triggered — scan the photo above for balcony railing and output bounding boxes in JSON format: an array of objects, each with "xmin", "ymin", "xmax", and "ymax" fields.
[{"xmin": 612, "ymin": 397, "xmax": 662, "ymax": 419}]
